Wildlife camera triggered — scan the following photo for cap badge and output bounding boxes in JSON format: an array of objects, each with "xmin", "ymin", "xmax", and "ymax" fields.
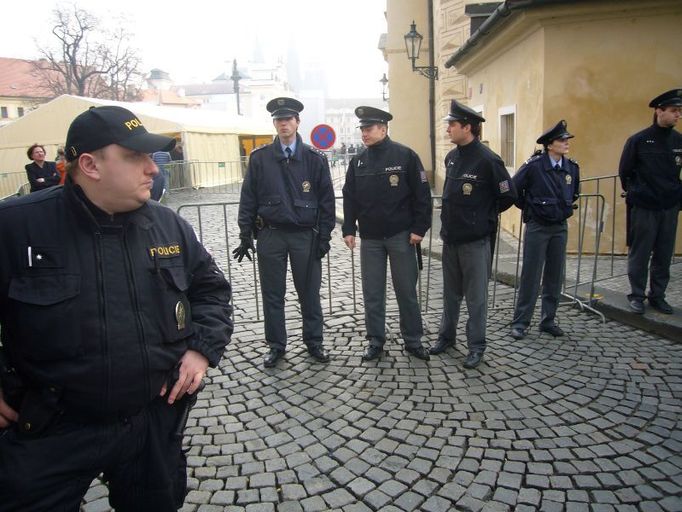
[
  {"xmin": 175, "ymin": 301, "xmax": 186, "ymax": 330},
  {"xmin": 462, "ymin": 183, "xmax": 473, "ymax": 195},
  {"xmin": 277, "ymin": 99, "xmax": 285, "ymax": 106},
  {"xmin": 302, "ymin": 180, "xmax": 311, "ymax": 192},
  {"xmin": 389, "ymin": 174, "xmax": 399, "ymax": 187}
]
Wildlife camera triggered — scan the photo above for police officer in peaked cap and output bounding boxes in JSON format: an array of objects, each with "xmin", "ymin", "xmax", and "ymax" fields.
[
  {"xmin": 0, "ymin": 105, "xmax": 233, "ymax": 510},
  {"xmin": 234, "ymin": 97, "xmax": 336, "ymax": 367},
  {"xmin": 510, "ymin": 120, "xmax": 580, "ymax": 340},
  {"xmin": 430, "ymin": 99, "xmax": 517, "ymax": 369},
  {"xmin": 342, "ymin": 106, "xmax": 432, "ymax": 362},
  {"xmin": 619, "ymin": 88, "xmax": 682, "ymax": 315}
]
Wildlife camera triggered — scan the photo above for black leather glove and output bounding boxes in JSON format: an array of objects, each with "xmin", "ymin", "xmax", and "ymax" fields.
[
  {"xmin": 317, "ymin": 239, "xmax": 330, "ymax": 259},
  {"xmin": 232, "ymin": 237, "xmax": 255, "ymax": 262}
]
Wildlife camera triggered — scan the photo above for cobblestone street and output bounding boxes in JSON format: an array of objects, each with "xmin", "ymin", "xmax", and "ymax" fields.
[{"xmin": 81, "ymin": 191, "xmax": 682, "ymax": 512}]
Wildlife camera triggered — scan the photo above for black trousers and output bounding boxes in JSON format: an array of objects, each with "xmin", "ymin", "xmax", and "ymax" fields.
[
  {"xmin": 0, "ymin": 397, "xmax": 186, "ymax": 512},
  {"xmin": 627, "ymin": 205, "xmax": 679, "ymax": 301}
]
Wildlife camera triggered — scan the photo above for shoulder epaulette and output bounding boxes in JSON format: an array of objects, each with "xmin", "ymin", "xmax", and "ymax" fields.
[
  {"xmin": 523, "ymin": 152, "xmax": 543, "ymax": 165},
  {"xmin": 569, "ymin": 157, "xmax": 579, "ymax": 166},
  {"xmin": 250, "ymin": 144, "xmax": 268, "ymax": 154},
  {"xmin": 308, "ymin": 146, "xmax": 328, "ymax": 160}
]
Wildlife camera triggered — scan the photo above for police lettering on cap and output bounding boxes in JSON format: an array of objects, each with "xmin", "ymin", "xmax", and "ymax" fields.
[
  {"xmin": 266, "ymin": 97, "xmax": 304, "ymax": 119},
  {"xmin": 355, "ymin": 106, "xmax": 393, "ymax": 127},
  {"xmin": 648, "ymin": 88, "xmax": 682, "ymax": 108},
  {"xmin": 443, "ymin": 99, "xmax": 485, "ymax": 124},
  {"xmin": 536, "ymin": 120, "xmax": 574, "ymax": 146},
  {"xmin": 65, "ymin": 106, "xmax": 175, "ymax": 161}
]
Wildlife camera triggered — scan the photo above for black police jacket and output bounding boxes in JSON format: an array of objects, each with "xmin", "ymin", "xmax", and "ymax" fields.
[
  {"xmin": 513, "ymin": 152, "xmax": 580, "ymax": 225},
  {"xmin": 441, "ymin": 139, "xmax": 517, "ymax": 244},
  {"xmin": 342, "ymin": 137, "xmax": 432, "ymax": 239},
  {"xmin": 238, "ymin": 134, "xmax": 335, "ymax": 241},
  {"xmin": 0, "ymin": 179, "xmax": 233, "ymax": 420},
  {"xmin": 619, "ymin": 123, "xmax": 682, "ymax": 210}
]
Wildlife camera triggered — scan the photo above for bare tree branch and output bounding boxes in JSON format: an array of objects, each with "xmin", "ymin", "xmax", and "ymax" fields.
[{"xmin": 33, "ymin": 3, "xmax": 143, "ymax": 101}]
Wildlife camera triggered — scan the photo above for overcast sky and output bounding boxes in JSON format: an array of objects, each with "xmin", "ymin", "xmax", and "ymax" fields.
[{"xmin": 3, "ymin": 0, "xmax": 388, "ymax": 98}]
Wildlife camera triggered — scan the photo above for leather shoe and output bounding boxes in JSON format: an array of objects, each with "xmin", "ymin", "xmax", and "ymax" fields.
[
  {"xmin": 308, "ymin": 346, "xmax": 330, "ymax": 363},
  {"xmin": 263, "ymin": 348, "xmax": 284, "ymax": 368},
  {"xmin": 406, "ymin": 345, "xmax": 430, "ymax": 361},
  {"xmin": 463, "ymin": 351, "xmax": 484, "ymax": 369},
  {"xmin": 429, "ymin": 339, "xmax": 455, "ymax": 355},
  {"xmin": 510, "ymin": 328, "xmax": 526, "ymax": 340},
  {"xmin": 649, "ymin": 298, "xmax": 673, "ymax": 314},
  {"xmin": 629, "ymin": 299, "xmax": 645, "ymax": 314},
  {"xmin": 362, "ymin": 345, "xmax": 383, "ymax": 361},
  {"xmin": 540, "ymin": 325, "xmax": 564, "ymax": 337}
]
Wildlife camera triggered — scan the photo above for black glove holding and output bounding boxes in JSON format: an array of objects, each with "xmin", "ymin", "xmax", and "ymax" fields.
[
  {"xmin": 232, "ymin": 236, "xmax": 255, "ymax": 262},
  {"xmin": 317, "ymin": 239, "xmax": 330, "ymax": 259}
]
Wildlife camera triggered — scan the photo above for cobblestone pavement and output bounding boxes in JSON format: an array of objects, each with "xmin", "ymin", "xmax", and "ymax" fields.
[{"xmin": 81, "ymin": 190, "xmax": 682, "ymax": 512}]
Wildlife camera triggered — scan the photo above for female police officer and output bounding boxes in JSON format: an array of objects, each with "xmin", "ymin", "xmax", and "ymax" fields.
[{"xmin": 510, "ymin": 120, "xmax": 580, "ymax": 340}]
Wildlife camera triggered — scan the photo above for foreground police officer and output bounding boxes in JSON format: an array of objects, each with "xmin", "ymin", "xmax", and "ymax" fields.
[
  {"xmin": 342, "ymin": 107, "xmax": 432, "ymax": 361},
  {"xmin": 430, "ymin": 100, "xmax": 516, "ymax": 368},
  {"xmin": 619, "ymin": 89, "xmax": 682, "ymax": 315},
  {"xmin": 0, "ymin": 106, "xmax": 233, "ymax": 510},
  {"xmin": 234, "ymin": 97, "xmax": 335, "ymax": 367},
  {"xmin": 510, "ymin": 121, "xmax": 580, "ymax": 340}
]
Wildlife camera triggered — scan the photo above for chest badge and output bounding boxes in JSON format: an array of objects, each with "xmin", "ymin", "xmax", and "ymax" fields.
[
  {"xmin": 565, "ymin": 175, "xmax": 572, "ymax": 185},
  {"xmin": 389, "ymin": 174, "xmax": 399, "ymax": 187},
  {"xmin": 676, "ymin": 155, "xmax": 681, "ymax": 166},
  {"xmin": 302, "ymin": 180, "xmax": 311, "ymax": 193},
  {"xmin": 175, "ymin": 301, "xmax": 186, "ymax": 330},
  {"xmin": 462, "ymin": 183, "xmax": 473, "ymax": 196}
]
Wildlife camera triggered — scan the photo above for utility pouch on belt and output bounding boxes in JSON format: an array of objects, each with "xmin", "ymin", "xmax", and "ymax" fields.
[
  {"xmin": 16, "ymin": 387, "xmax": 62, "ymax": 439},
  {"xmin": 0, "ymin": 347, "xmax": 24, "ymax": 411}
]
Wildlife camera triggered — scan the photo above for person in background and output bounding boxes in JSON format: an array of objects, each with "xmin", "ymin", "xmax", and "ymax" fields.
[
  {"xmin": 55, "ymin": 146, "xmax": 67, "ymax": 185},
  {"xmin": 429, "ymin": 100, "xmax": 517, "ymax": 369},
  {"xmin": 510, "ymin": 120, "xmax": 580, "ymax": 340},
  {"xmin": 619, "ymin": 88, "xmax": 682, "ymax": 315},
  {"xmin": 25, "ymin": 143, "xmax": 60, "ymax": 192},
  {"xmin": 342, "ymin": 106, "xmax": 432, "ymax": 362},
  {"xmin": 151, "ymin": 150, "xmax": 172, "ymax": 201}
]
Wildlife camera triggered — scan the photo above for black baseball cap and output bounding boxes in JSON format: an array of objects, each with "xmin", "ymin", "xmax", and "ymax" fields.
[
  {"xmin": 536, "ymin": 120, "xmax": 574, "ymax": 146},
  {"xmin": 355, "ymin": 106, "xmax": 393, "ymax": 127},
  {"xmin": 65, "ymin": 106, "xmax": 175, "ymax": 161},
  {"xmin": 266, "ymin": 97, "xmax": 304, "ymax": 119}
]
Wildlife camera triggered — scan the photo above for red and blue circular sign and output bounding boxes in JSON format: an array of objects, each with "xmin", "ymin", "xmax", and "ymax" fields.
[{"xmin": 310, "ymin": 124, "xmax": 336, "ymax": 150}]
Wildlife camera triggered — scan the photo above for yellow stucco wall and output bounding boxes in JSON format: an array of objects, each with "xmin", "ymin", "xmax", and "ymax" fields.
[
  {"xmin": 448, "ymin": 1, "xmax": 682, "ymax": 254},
  {"xmin": 385, "ymin": 0, "xmax": 432, "ymax": 175}
]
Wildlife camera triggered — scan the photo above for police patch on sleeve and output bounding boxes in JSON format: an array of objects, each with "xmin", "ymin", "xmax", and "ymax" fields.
[
  {"xmin": 420, "ymin": 170, "xmax": 428, "ymax": 183},
  {"xmin": 499, "ymin": 180, "xmax": 510, "ymax": 193}
]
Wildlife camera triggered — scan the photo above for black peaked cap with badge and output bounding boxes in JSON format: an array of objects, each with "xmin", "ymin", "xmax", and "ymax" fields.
[
  {"xmin": 266, "ymin": 97, "xmax": 304, "ymax": 119},
  {"xmin": 536, "ymin": 120, "xmax": 574, "ymax": 146},
  {"xmin": 65, "ymin": 106, "xmax": 175, "ymax": 162},
  {"xmin": 355, "ymin": 106, "xmax": 393, "ymax": 127},
  {"xmin": 648, "ymin": 88, "xmax": 682, "ymax": 108},
  {"xmin": 443, "ymin": 99, "xmax": 485, "ymax": 124}
]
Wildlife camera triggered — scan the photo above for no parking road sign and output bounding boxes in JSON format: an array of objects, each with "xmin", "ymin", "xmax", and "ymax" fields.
[{"xmin": 310, "ymin": 124, "xmax": 336, "ymax": 150}]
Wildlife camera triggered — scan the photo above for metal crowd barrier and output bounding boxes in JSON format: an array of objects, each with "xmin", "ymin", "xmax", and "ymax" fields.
[
  {"xmin": 0, "ymin": 171, "xmax": 30, "ymax": 201},
  {"xmin": 177, "ymin": 193, "xmax": 611, "ymax": 327}
]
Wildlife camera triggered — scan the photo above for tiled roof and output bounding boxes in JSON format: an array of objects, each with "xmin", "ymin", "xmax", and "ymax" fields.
[{"xmin": 0, "ymin": 57, "xmax": 56, "ymax": 98}]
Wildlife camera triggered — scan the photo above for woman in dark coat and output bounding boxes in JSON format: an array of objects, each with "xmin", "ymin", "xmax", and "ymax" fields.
[{"xmin": 25, "ymin": 143, "xmax": 60, "ymax": 192}]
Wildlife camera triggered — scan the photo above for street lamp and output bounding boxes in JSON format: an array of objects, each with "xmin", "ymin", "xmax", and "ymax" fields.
[
  {"xmin": 231, "ymin": 59, "xmax": 242, "ymax": 115},
  {"xmin": 404, "ymin": 21, "xmax": 438, "ymax": 80},
  {"xmin": 379, "ymin": 73, "xmax": 389, "ymax": 102}
]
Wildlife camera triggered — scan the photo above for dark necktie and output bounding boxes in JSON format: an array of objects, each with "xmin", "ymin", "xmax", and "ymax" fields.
[
  {"xmin": 554, "ymin": 163, "xmax": 561, "ymax": 171},
  {"xmin": 285, "ymin": 147, "xmax": 292, "ymax": 159}
]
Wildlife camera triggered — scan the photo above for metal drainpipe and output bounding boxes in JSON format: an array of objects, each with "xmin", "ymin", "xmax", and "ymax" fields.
[{"xmin": 427, "ymin": 0, "xmax": 437, "ymax": 183}]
